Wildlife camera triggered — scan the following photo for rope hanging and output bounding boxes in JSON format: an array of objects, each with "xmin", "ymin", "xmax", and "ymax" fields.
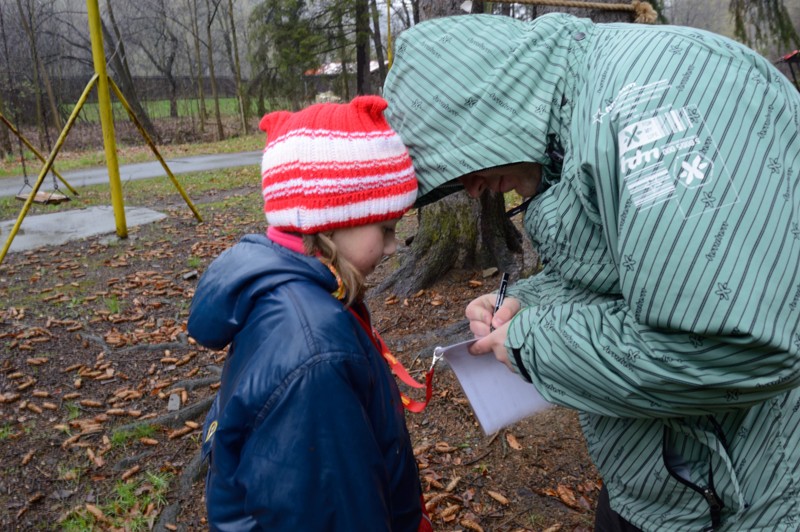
[{"xmin": 501, "ymin": 0, "xmax": 657, "ymax": 24}]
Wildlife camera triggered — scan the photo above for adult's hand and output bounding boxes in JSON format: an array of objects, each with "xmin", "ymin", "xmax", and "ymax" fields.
[
  {"xmin": 470, "ymin": 320, "xmax": 514, "ymax": 371},
  {"xmin": 465, "ymin": 293, "xmax": 521, "ymax": 338}
]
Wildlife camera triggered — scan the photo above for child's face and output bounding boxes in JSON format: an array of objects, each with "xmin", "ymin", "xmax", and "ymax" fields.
[
  {"xmin": 330, "ymin": 218, "xmax": 401, "ymax": 277},
  {"xmin": 458, "ymin": 162, "xmax": 542, "ymax": 199}
]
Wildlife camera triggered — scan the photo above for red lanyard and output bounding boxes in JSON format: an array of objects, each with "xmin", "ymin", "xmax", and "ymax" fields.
[{"xmin": 349, "ymin": 306, "xmax": 434, "ymax": 413}]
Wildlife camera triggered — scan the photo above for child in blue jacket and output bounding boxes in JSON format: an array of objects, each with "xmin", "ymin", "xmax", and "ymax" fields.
[{"xmin": 188, "ymin": 96, "xmax": 432, "ymax": 531}]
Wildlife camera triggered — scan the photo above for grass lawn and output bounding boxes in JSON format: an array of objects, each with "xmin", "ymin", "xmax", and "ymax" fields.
[{"xmin": 0, "ymin": 132, "xmax": 263, "ymax": 179}]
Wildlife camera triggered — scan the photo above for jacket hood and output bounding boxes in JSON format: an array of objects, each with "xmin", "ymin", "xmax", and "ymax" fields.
[
  {"xmin": 384, "ymin": 13, "xmax": 590, "ymax": 205},
  {"xmin": 187, "ymin": 234, "xmax": 337, "ymax": 350}
]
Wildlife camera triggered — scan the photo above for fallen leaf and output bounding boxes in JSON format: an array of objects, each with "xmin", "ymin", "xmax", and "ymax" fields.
[
  {"xmin": 85, "ymin": 503, "xmax": 108, "ymax": 522},
  {"xmin": 434, "ymin": 441, "xmax": 455, "ymax": 453},
  {"xmin": 439, "ymin": 504, "xmax": 460, "ymax": 519},
  {"xmin": 461, "ymin": 518, "xmax": 484, "ymax": 532},
  {"xmin": 445, "ymin": 476, "xmax": 461, "ymax": 492},
  {"xmin": 505, "ymin": 432, "xmax": 523, "ymax": 450},
  {"xmin": 121, "ymin": 465, "xmax": 140, "ymax": 480},
  {"xmin": 557, "ymin": 484, "xmax": 579, "ymax": 509},
  {"xmin": 168, "ymin": 426, "xmax": 194, "ymax": 439},
  {"xmin": 21, "ymin": 450, "xmax": 34, "ymax": 466},
  {"xmin": 487, "ymin": 490, "xmax": 509, "ymax": 505}
]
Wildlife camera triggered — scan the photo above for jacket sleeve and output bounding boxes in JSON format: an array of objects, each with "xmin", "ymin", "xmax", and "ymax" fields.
[
  {"xmin": 235, "ymin": 354, "xmax": 394, "ymax": 531},
  {"xmin": 506, "ymin": 43, "xmax": 800, "ymax": 418}
]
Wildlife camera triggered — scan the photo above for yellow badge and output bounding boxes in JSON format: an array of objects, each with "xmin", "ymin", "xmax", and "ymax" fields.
[{"xmin": 205, "ymin": 421, "xmax": 217, "ymax": 442}]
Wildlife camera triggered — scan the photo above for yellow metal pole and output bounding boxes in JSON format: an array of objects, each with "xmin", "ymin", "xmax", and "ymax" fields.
[
  {"xmin": 86, "ymin": 0, "xmax": 127, "ymax": 238},
  {"xmin": 0, "ymin": 111, "xmax": 79, "ymax": 196},
  {"xmin": 109, "ymin": 79, "xmax": 203, "ymax": 222},
  {"xmin": 0, "ymin": 76, "xmax": 99, "ymax": 265}
]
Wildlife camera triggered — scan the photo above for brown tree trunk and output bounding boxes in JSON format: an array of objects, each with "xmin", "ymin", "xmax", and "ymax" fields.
[
  {"xmin": 205, "ymin": 0, "xmax": 224, "ymax": 140},
  {"xmin": 355, "ymin": 0, "xmax": 371, "ymax": 95},
  {"xmin": 187, "ymin": 0, "xmax": 207, "ymax": 132},
  {"xmin": 0, "ymin": 92, "xmax": 12, "ymax": 158},
  {"xmin": 103, "ymin": 1, "xmax": 160, "ymax": 142},
  {"xmin": 15, "ymin": 0, "xmax": 47, "ymax": 147},
  {"xmin": 380, "ymin": 191, "xmax": 522, "ymax": 296},
  {"xmin": 226, "ymin": 0, "xmax": 247, "ymax": 134},
  {"xmin": 369, "ymin": 0, "xmax": 387, "ymax": 87}
]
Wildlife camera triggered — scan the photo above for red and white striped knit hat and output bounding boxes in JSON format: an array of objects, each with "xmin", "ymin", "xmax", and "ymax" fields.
[{"xmin": 259, "ymin": 96, "xmax": 417, "ymax": 234}]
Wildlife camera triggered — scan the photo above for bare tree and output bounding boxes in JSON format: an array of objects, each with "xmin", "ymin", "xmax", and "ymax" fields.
[
  {"xmin": 102, "ymin": 0, "xmax": 160, "ymax": 141},
  {"xmin": 355, "ymin": 0, "xmax": 372, "ymax": 94},
  {"xmin": 0, "ymin": 5, "xmax": 15, "ymax": 158},
  {"xmin": 203, "ymin": 0, "xmax": 225, "ymax": 140},
  {"xmin": 15, "ymin": 0, "xmax": 55, "ymax": 147},
  {"xmin": 369, "ymin": 0, "xmax": 387, "ymax": 86},
  {"xmin": 186, "ymin": 0, "xmax": 208, "ymax": 131},
  {"xmin": 129, "ymin": 0, "xmax": 183, "ymax": 119},
  {"xmin": 223, "ymin": 0, "xmax": 248, "ymax": 133}
]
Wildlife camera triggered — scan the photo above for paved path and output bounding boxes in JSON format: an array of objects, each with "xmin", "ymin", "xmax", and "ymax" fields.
[
  {"xmin": 0, "ymin": 150, "xmax": 261, "ymax": 255},
  {"xmin": 0, "ymin": 150, "xmax": 262, "ymax": 198}
]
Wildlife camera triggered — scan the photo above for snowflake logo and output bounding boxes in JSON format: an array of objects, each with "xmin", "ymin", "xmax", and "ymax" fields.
[
  {"xmin": 534, "ymin": 104, "xmax": 546, "ymax": 115},
  {"xmin": 768, "ymin": 157, "xmax": 781, "ymax": 174},
  {"xmin": 726, "ymin": 390, "xmax": 740, "ymax": 402},
  {"xmin": 715, "ymin": 282, "xmax": 731, "ymax": 301},
  {"xmin": 622, "ymin": 255, "xmax": 637, "ymax": 272},
  {"xmin": 464, "ymin": 97, "xmax": 477, "ymax": 108},
  {"xmin": 411, "ymin": 99, "xmax": 422, "ymax": 110},
  {"xmin": 701, "ymin": 191, "xmax": 717, "ymax": 209},
  {"xmin": 679, "ymin": 155, "xmax": 711, "ymax": 186},
  {"xmin": 792, "ymin": 223, "xmax": 800, "ymax": 240},
  {"xmin": 669, "ymin": 45, "xmax": 684, "ymax": 55}
]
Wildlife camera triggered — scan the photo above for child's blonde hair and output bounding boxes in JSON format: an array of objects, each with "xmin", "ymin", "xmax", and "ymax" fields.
[{"xmin": 303, "ymin": 233, "xmax": 365, "ymax": 308}]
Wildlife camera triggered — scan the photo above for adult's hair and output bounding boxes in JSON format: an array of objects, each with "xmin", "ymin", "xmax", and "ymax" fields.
[{"xmin": 303, "ymin": 233, "xmax": 365, "ymax": 308}]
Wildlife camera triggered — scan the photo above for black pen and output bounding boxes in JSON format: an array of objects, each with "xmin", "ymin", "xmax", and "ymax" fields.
[{"xmin": 490, "ymin": 273, "xmax": 509, "ymax": 332}]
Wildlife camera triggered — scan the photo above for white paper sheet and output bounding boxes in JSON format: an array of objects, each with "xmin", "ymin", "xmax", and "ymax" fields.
[{"xmin": 437, "ymin": 339, "xmax": 552, "ymax": 435}]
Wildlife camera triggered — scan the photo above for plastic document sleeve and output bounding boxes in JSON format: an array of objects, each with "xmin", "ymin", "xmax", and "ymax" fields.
[{"xmin": 437, "ymin": 339, "xmax": 552, "ymax": 435}]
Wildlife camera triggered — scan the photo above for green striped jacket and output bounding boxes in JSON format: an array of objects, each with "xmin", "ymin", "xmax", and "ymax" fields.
[{"xmin": 384, "ymin": 13, "xmax": 800, "ymax": 531}]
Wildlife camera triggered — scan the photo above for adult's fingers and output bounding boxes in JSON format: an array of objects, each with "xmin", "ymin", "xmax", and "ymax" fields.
[
  {"xmin": 465, "ymin": 293, "xmax": 498, "ymax": 326},
  {"xmin": 490, "ymin": 297, "xmax": 521, "ymax": 329}
]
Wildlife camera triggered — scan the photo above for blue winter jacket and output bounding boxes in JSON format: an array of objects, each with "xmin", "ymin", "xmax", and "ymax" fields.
[{"xmin": 188, "ymin": 234, "xmax": 423, "ymax": 531}]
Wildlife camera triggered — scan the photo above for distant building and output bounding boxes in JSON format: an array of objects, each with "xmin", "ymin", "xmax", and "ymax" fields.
[{"xmin": 303, "ymin": 61, "xmax": 385, "ymax": 99}]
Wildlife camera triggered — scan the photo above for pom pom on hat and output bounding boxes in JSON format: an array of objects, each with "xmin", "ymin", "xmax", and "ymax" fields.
[{"xmin": 259, "ymin": 95, "xmax": 417, "ymax": 234}]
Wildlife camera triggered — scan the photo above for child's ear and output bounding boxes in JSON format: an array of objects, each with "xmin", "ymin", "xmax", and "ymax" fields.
[{"xmin": 259, "ymin": 111, "xmax": 292, "ymax": 136}]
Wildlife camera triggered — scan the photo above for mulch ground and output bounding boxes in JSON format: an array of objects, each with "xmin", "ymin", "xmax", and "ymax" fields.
[{"xmin": 1, "ymin": 181, "xmax": 600, "ymax": 531}]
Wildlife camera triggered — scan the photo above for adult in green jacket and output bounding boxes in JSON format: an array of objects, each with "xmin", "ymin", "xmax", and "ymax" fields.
[{"xmin": 384, "ymin": 13, "xmax": 800, "ymax": 531}]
